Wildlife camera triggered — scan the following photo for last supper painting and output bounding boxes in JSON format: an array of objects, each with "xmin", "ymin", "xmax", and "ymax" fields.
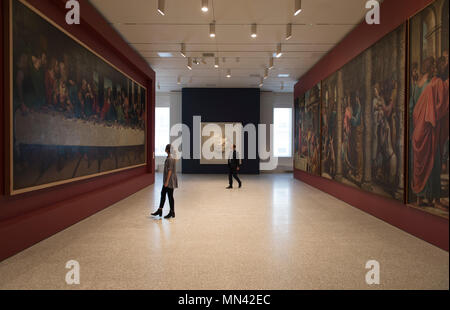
[
  {"xmin": 9, "ymin": 0, "xmax": 147, "ymax": 194},
  {"xmin": 408, "ymin": 0, "xmax": 449, "ymax": 218}
]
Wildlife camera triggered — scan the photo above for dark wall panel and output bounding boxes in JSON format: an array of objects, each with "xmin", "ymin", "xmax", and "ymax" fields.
[{"xmin": 182, "ymin": 88, "xmax": 260, "ymax": 174}]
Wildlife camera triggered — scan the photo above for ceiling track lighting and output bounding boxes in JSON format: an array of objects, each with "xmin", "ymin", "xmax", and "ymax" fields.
[
  {"xmin": 276, "ymin": 43, "xmax": 283, "ymax": 58},
  {"xmin": 259, "ymin": 77, "xmax": 264, "ymax": 87},
  {"xmin": 214, "ymin": 57, "xmax": 219, "ymax": 68},
  {"xmin": 251, "ymin": 23, "xmax": 257, "ymax": 38},
  {"xmin": 226, "ymin": 69, "xmax": 231, "ymax": 78},
  {"xmin": 294, "ymin": 0, "xmax": 302, "ymax": 16},
  {"xmin": 187, "ymin": 57, "xmax": 192, "ymax": 70},
  {"xmin": 201, "ymin": 0, "xmax": 209, "ymax": 12},
  {"xmin": 157, "ymin": 0, "xmax": 165, "ymax": 16},
  {"xmin": 286, "ymin": 23, "xmax": 292, "ymax": 40},
  {"xmin": 177, "ymin": 76, "xmax": 181, "ymax": 84},
  {"xmin": 193, "ymin": 58, "xmax": 200, "ymax": 65},
  {"xmin": 210, "ymin": 22, "xmax": 216, "ymax": 38},
  {"xmin": 264, "ymin": 68, "xmax": 269, "ymax": 79},
  {"xmin": 180, "ymin": 43, "xmax": 186, "ymax": 58},
  {"xmin": 269, "ymin": 57, "xmax": 274, "ymax": 70}
]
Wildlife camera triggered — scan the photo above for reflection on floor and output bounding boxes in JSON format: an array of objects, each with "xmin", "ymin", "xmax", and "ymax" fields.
[{"xmin": 0, "ymin": 173, "xmax": 448, "ymax": 289}]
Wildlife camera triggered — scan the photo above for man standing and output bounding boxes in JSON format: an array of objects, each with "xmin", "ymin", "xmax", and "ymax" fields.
[{"xmin": 226, "ymin": 144, "xmax": 242, "ymax": 189}]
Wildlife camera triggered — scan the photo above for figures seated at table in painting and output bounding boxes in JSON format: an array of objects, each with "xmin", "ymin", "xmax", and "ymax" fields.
[{"xmin": 14, "ymin": 51, "xmax": 146, "ymax": 130}]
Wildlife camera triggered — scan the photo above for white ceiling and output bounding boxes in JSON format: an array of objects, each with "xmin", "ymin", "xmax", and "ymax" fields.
[{"xmin": 89, "ymin": 0, "xmax": 369, "ymax": 93}]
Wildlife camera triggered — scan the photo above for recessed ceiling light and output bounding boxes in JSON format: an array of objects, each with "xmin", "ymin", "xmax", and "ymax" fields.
[
  {"xmin": 180, "ymin": 43, "xmax": 186, "ymax": 58},
  {"xmin": 278, "ymin": 74, "xmax": 290, "ymax": 77},
  {"xmin": 201, "ymin": 0, "xmax": 209, "ymax": 12},
  {"xmin": 157, "ymin": 52, "xmax": 173, "ymax": 58},
  {"xmin": 294, "ymin": 0, "xmax": 302, "ymax": 16},
  {"xmin": 210, "ymin": 22, "xmax": 216, "ymax": 38},
  {"xmin": 251, "ymin": 24, "xmax": 257, "ymax": 38},
  {"xmin": 269, "ymin": 57, "xmax": 274, "ymax": 70},
  {"xmin": 286, "ymin": 23, "xmax": 292, "ymax": 40},
  {"xmin": 276, "ymin": 43, "xmax": 283, "ymax": 58},
  {"xmin": 157, "ymin": 0, "xmax": 165, "ymax": 16}
]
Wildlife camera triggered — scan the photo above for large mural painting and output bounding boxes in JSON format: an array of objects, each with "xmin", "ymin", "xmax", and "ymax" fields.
[
  {"xmin": 9, "ymin": 0, "xmax": 147, "ymax": 194},
  {"xmin": 408, "ymin": 0, "xmax": 449, "ymax": 218},
  {"xmin": 321, "ymin": 24, "xmax": 406, "ymax": 201},
  {"xmin": 294, "ymin": 84, "xmax": 321, "ymax": 175}
]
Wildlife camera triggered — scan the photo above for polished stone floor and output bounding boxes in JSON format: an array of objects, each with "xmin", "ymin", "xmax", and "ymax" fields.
[{"xmin": 0, "ymin": 173, "xmax": 448, "ymax": 290}]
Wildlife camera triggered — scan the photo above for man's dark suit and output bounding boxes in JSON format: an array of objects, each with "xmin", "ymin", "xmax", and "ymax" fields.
[{"xmin": 228, "ymin": 150, "xmax": 242, "ymax": 188}]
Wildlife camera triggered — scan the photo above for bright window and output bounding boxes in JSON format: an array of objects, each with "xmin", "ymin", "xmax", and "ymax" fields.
[
  {"xmin": 273, "ymin": 108, "xmax": 292, "ymax": 157},
  {"xmin": 155, "ymin": 107, "xmax": 170, "ymax": 156}
]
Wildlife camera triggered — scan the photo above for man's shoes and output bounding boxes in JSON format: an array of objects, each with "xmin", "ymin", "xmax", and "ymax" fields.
[
  {"xmin": 151, "ymin": 209, "xmax": 162, "ymax": 216},
  {"xmin": 164, "ymin": 212, "xmax": 175, "ymax": 219},
  {"xmin": 226, "ymin": 186, "xmax": 233, "ymax": 189},
  {"xmin": 239, "ymin": 182, "xmax": 242, "ymax": 188}
]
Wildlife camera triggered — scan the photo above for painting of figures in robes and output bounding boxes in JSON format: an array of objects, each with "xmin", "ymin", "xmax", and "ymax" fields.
[
  {"xmin": 294, "ymin": 83, "xmax": 321, "ymax": 175},
  {"xmin": 408, "ymin": 0, "xmax": 449, "ymax": 218},
  {"xmin": 321, "ymin": 24, "xmax": 406, "ymax": 201},
  {"xmin": 9, "ymin": 0, "xmax": 147, "ymax": 194}
]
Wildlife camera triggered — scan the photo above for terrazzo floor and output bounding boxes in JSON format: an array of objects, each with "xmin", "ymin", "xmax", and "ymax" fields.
[{"xmin": 0, "ymin": 173, "xmax": 448, "ymax": 290}]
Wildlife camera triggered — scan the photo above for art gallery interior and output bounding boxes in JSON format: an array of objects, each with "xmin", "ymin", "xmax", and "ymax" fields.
[{"xmin": 0, "ymin": 0, "xmax": 448, "ymax": 290}]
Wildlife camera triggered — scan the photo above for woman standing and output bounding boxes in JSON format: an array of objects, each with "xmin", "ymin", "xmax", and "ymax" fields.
[{"xmin": 151, "ymin": 144, "xmax": 178, "ymax": 219}]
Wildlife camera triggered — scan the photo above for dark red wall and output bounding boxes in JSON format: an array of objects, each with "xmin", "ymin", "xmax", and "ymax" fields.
[
  {"xmin": 0, "ymin": 0, "xmax": 156, "ymax": 261},
  {"xmin": 294, "ymin": 0, "xmax": 449, "ymax": 251}
]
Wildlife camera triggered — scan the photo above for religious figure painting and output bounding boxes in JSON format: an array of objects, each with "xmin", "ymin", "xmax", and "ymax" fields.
[
  {"xmin": 294, "ymin": 84, "xmax": 321, "ymax": 175},
  {"xmin": 408, "ymin": 0, "xmax": 449, "ymax": 218},
  {"xmin": 321, "ymin": 24, "xmax": 406, "ymax": 201},
  {"xmin": 9, "ymin": 0, "xmax": 147, "ymax": 194},
  {"xmin": 199, "ymin": 122, "xmax": 243, "ymax": 165}
]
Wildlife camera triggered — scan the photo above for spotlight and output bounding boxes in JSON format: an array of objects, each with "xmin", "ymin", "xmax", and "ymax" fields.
[
  {"xmin": 214, "ymin": 57, "xmax": 219, "ymax": 68},
  {"xmin": 286, "ymin": 23, "xmax": 292, "ymax": 40},
  {"xmin": 276, "ymin": 43, "xmax": 283, "ymax": 58},
  {"xmin": 187, "ymin": 57, "xmax": 192, "ymax": 70},
  {"xmin": 294, "ymin": 0, "xmax": 302, "ymax": 16},
  {"xmin": 269, "ymin": 57, "xmax": 274, "ymax": 70},
  {"xmin": 264, "ymin": 68, "xmax": 269, "ymax": 79},
  {"xmin": 177, "ymin": 76, "xmax": 181, "ymax": 84},
  {"xmin": 180, "ymin": 43, "xmax": 186, "ymax": 58},
  {"xmin": 226, "ymin": 69, "xmax": 231, "ymax": 78},
  {"xmin": 210, "ymin": 22, "xmax": 216, "ymax": 38},
  {"xmin": 259, "ymin": 77, "xmax": 264, "ymax": 87},
  {"xmin": 193, "ymin": 58, "xmax": 200, "ymax": 65},
  {"xmin": 201, "ymin": 0, "xmax": 209, "ymax": 12},
  {"xmin": 201, "ymin": 58, "xmax": 207, "ymax": 65},
  {"xmin": 251, "ymin": 23, "xmax": 257, "ymax": 38},
  {"xmin": 158, "ymin": 0, "xmax": 165, "ymax": 16}
]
